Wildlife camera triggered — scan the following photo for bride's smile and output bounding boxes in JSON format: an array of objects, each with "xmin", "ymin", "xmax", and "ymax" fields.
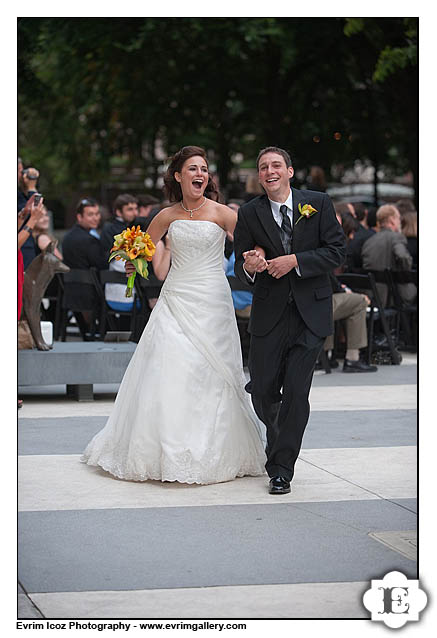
[{"xmin": 175, "ymin": 156, "xmax": 209, "ymax": 203}]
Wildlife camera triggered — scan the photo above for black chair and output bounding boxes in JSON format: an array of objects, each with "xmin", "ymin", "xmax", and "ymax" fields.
[
  {"xmin": 367, "ymin": 269, "xmax": 411, "ymax": 356},
  {"xmin": 131, "ymin": 274, "xmax": 164, "ymax": 342},
  {"xmin": 97, "ymin": 270, "xmax": 140, "ymax": 339},
  {"xmin": 227, "ymin": 275, "xmax": 253, "ymax": 366},
  {"xmin": 385, "ymin": 269, "xmax": 417, "ymax": 350},
  {"xmin": 58, "ymin": 268, "xmax": 102, "ymax": 341},
  {"xmin": 337, "ymin": 271, "xmax": 402, "ymax": 365},
  {"xmin": 317, "ymin": 348, "xmax": 333, "ymax": 374}
]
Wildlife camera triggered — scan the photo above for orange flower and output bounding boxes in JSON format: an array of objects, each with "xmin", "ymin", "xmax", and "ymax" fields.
[{"xmin": 128, "ymin": 247, "xmax": 139, "ymax": 260}]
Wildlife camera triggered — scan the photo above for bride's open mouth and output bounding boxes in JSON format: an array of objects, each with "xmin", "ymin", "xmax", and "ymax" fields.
[{"xmin": 192, "ymin": 179, "xmax": 204, "ymax": 192}]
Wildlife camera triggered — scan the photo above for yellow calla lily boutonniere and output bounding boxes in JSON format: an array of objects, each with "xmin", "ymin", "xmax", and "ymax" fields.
[{"xmin": 295, "ymin": 203, "xmax": 318, "ymax": 225}]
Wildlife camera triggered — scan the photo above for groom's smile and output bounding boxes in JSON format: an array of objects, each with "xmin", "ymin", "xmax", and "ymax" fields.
[{"xmin": 258, "ymin": 152, "xmax": 294, "ymax": 202}]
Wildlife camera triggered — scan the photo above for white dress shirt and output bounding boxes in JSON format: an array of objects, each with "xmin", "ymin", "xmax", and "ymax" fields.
[
  {"xmin": 243, "ymin": 189, "xmax": 301, "ymax": 282},
  {"xmin": 269, "ymin": 189, "xmax": 294, "ymax": 230}
]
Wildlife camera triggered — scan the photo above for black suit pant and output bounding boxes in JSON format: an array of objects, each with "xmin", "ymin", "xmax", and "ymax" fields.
[{"xmin": 248, "ymin": 300, "xmax": 324, "ymax": 481}]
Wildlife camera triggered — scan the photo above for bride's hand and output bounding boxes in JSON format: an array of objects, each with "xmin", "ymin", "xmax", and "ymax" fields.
[
  {"xmin": 243, "ymin": 247, "xmax": 267, "ymax": 273},
  {"xmin": 254, "ymin": 245, "xmax": 266, "ymax": 260},
  {"xmin": 125, "ymin": 261, "xmax": 136, "ymax": 276}
]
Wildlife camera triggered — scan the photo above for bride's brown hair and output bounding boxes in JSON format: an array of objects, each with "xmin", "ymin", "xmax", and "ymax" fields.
[{"xmin": 163, "ymin": 146, "xmax": 220, "ymax": 202}]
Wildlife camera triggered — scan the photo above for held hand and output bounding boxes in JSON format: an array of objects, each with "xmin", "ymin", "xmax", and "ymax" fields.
[
  {"xmin": 266, "ymin": 255, "xmax": 297, "ymax": 279},
  {"xmin": 253, "ymin": 245, "xmax": 266, "ymax": 259},
  {"xmin": 243, "ymin": 249, "xmax": 267, "ymax": 274},
  {"xmin": 125, "ymin": 261, "xmax": 136, "ymax": 276}
]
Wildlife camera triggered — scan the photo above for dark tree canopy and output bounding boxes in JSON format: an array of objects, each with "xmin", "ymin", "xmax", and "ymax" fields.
[{"xmin": 18, "ymin": 17, "xmax": 417, "ymax": 222}]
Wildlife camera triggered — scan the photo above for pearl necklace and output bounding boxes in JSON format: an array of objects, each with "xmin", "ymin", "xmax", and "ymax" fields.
[{"xmin": 180, "ymin": 197, "xmax": 207, "ymax": 218}]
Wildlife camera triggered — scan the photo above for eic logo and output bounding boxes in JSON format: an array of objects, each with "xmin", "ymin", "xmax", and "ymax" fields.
[{"xmin": 363, "ymin": 571, "xmax": 428, "ymax": 629}]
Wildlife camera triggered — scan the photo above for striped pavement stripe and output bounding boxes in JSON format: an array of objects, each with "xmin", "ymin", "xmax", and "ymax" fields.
[{"xmin": 18, "ymin": 356, "xmax": 417, "ymax": 620}]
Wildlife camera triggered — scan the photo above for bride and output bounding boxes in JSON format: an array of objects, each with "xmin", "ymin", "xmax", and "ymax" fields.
[{"xmin": 81, "ymin": 145, "xmax": 266, "ymax": 484}]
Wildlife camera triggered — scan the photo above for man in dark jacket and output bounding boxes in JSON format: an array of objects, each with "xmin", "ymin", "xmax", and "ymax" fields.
[
  {"xmin": 361, "ymin": 204, "xmax": 416, "ymax": 305},
  {"xmin": 62, "ymin": 198, "xmax": 107, "ymax": 326},
  {"xmin": 234, "ymin": 146, "xmax": 346, "ymax": 494}
]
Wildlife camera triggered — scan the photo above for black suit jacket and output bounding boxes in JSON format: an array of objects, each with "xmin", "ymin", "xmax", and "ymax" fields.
[
  {"xmin": 234, "ymin": 188, "xmax": 346, "ymax": 338},
  {"xmin": 61, "ymin": 224, "xmax": 108, "ymax": 309},
  {"xmin": 62, "ymin": 224, "xmax": 108, "ymax": 271},
  {"xmin": 100, "ymin": 217, "xmax": 149, "ymax": 257}
]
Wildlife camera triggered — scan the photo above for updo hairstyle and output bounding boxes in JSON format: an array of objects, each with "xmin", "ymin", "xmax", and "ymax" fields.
[{"xmin": 163, "ymin": 146, "xmax": 220, "ymax": 202}]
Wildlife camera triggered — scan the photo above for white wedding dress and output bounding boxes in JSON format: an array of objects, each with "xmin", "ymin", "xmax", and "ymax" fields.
[{"xmin": 81, "ymin": 220, "xmax": 266, "ymax": 484}]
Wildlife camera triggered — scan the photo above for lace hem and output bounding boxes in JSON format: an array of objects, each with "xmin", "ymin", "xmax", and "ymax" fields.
[{"xmin": 80, "ymin": 452, "xmax": 266, "ymax": 485}]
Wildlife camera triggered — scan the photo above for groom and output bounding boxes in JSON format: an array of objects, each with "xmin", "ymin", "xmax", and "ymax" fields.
[{"xmin": 234, "ymin": 147, "xmax": 346, "ymax": 494}]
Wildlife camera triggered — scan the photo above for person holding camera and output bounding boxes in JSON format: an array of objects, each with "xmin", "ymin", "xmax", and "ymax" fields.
[
  {"xmin": 18, "ymin": 158, "xmax": 42, "ymax": 268},
  {"xmin": 18, "ymin": 158, "xmax": 39, "ymax": 211},
  {"xmin": 18, "ymin": 193, "xmax": 46, "ymax": 320}
]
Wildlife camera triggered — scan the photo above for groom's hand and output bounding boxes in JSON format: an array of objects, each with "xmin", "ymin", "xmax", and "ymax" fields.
[
  {"xmin": 266, "ymin": 255, "xmax": 298, "ymax": 279},
  {"xmin": 243, "ymin": 249, "xmax": 267, "ymax": 275}
]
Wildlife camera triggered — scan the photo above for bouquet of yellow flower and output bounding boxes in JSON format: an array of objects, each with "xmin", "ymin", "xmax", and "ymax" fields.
[{"xmin": 109, "ymin": 225, "xmax": 156, "ymax": 297}]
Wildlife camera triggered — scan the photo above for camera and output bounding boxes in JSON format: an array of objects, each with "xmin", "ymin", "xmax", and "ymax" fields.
[{"xmin": 33, "ymin": 193, "xmax": 43, "ymax": 206}]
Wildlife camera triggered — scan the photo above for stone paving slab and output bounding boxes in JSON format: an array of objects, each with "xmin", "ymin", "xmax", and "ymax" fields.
[
  {"xmin": 18, "ymin": 383, "xmax": 416, "ymax": 419},
  {"xmin": 299, "ymin": 446, "xmax": 416, "ymax": 500},
  {"xmin": 313, "ymin": 360, "xmax": 416, "ymax": 386},
  {"xmin": 18, "ymin": 500, "xmax": 416, "ymax": 594},
  {"xmin": 29, "ymin": 581, "xmax": 370, "ymax": 619},
  {"xmin": 19, "ymin": 449, "xmax": 413, "ymax": 512},
  {"xmin": 369, "ymin": 530, "xmax": 417, "ymax": 561},
  {"xmin": 18, "ymin": 594, "xmax": 44, "ymax": 619},
  {"xmin": 18, "ymin": 408, "xmax": 416, "ymax": 456}
]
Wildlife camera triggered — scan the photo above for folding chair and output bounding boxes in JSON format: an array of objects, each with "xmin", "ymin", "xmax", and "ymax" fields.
[
  {"xmin": 58, "ymin": 268, "xmax": 102, "ymax": 341},
  {"xmin": 337, "ymin": 271, "xmax": 402, "ymax": 365},
  {"xmin": 131, "ymin": 274, "xmax": 164, "ymax": 342},
  {"xmin": 385, "ymin": 269, "xmax": 417, "ymax": 350}
]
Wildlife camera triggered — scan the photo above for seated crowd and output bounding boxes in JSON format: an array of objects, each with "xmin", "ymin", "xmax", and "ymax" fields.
[{"xmin": 18, "ymin": 159, "xmax": 417, "ymax": 371}]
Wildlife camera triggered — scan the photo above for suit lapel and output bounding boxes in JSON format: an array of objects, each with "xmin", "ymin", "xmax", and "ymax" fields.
[{"xmin": 255, "ymin": 195, "xmax": 284, "ymax": 256}]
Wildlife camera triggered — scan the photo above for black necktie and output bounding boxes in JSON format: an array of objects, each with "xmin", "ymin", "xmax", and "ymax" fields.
[{"xmin": 280, "ymin": 204, "xmax": 292, "ymax": 253}]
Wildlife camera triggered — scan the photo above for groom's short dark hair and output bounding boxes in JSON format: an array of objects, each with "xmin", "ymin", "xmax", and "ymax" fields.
[{"xmin": 256, "ymin": 147, "xmax": 293, "ymax": 170}]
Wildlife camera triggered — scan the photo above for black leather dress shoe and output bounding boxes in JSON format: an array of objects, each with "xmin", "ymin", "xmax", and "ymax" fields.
[
  {"xmin": 343, "ymin": 358, "xmax": 377, "ymax": 373},
  {"xmin": 269, "ymin": 476, "xmax": 291, "ymax": 494}
]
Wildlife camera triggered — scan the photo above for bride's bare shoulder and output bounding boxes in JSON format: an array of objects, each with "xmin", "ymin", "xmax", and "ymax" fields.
[
  {"xmin": 156, "ymin": 204, "xmax": 180, "ymax": 218},
  {"xmin": 214, "ymin": 201, "xmax": 238, "ymax": 221},
  {"xmin": 151, "ymin": 205, "xmax": 181, "ymax": 226}
]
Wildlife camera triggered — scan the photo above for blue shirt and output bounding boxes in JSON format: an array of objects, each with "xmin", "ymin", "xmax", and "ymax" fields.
[{"xmin": 226, "ymin": 253, "xmax": 253, "ymax": 310}]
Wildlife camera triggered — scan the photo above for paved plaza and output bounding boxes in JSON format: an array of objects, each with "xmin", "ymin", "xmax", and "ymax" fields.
[{"xmin": 18, "ymin": 353, "xmax": 417, "ymax": 619}]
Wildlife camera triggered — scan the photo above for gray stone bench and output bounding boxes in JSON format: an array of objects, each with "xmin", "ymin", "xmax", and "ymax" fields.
[{"xmin": 18, "ymin": 342, "xmax": 137, "ymax": 400}]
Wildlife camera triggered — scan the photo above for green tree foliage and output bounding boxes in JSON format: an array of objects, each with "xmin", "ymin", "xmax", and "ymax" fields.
[{"xmin": 18, "ymin": 17, "xmax": 417, "ymax": 218}]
